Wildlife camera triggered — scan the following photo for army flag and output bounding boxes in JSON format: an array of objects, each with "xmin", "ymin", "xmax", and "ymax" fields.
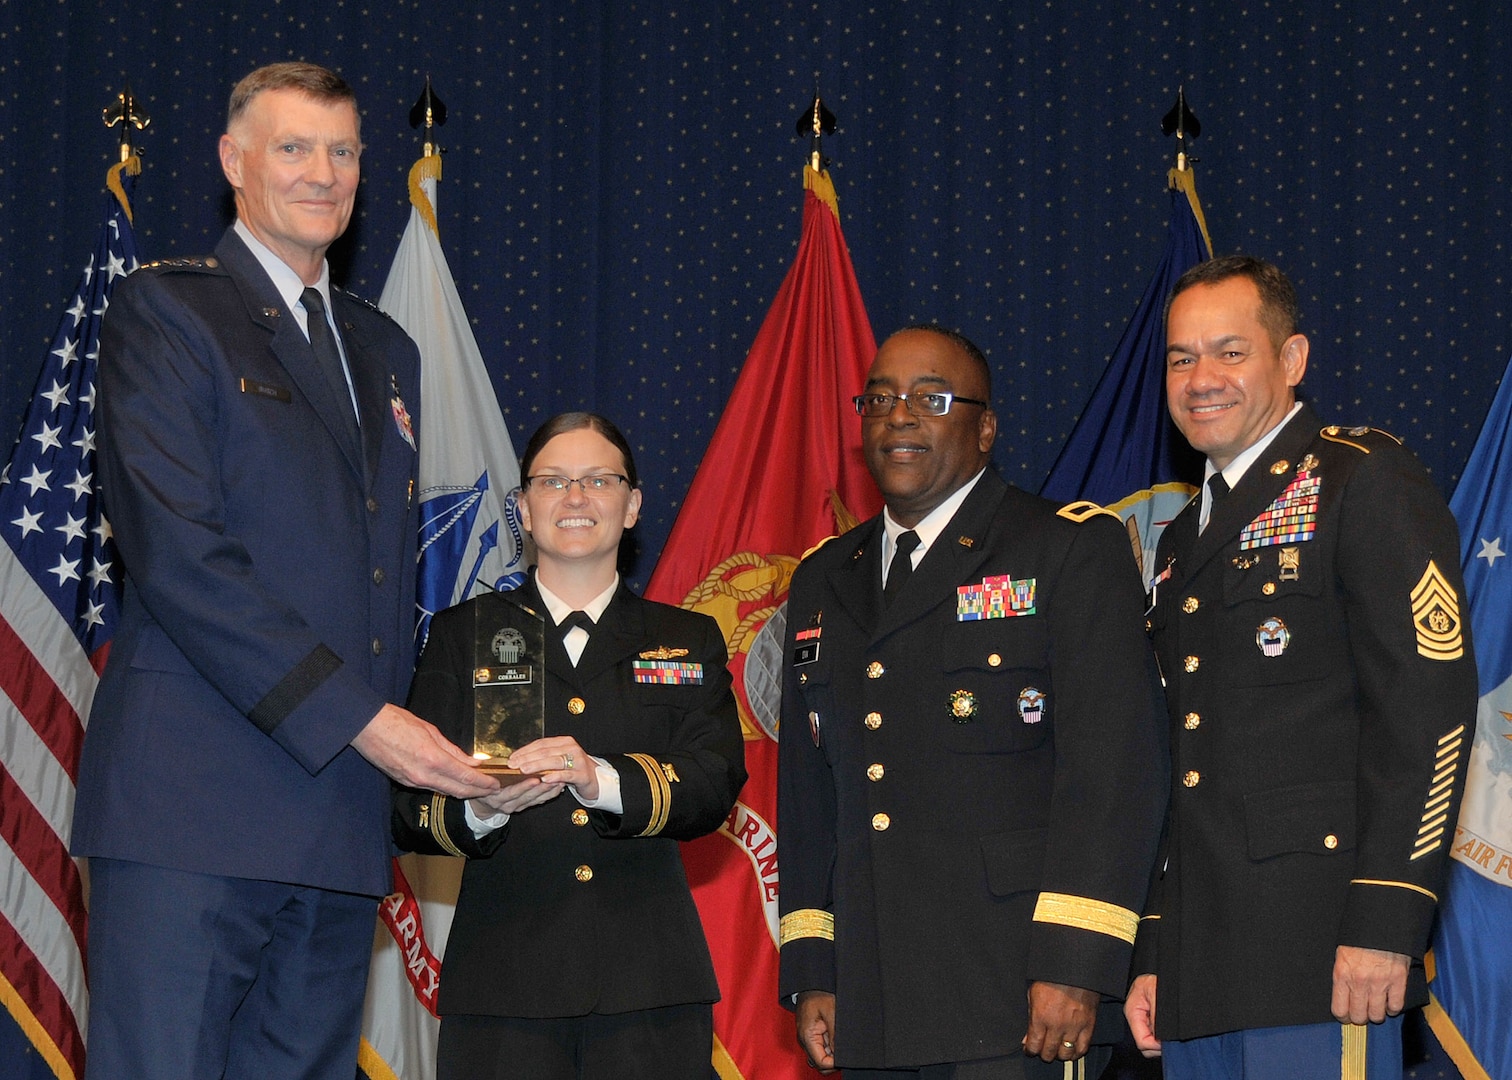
[
  {"xmin": 1424, "ymin": 352, "xmax": 1512, "ymax": 1080},
  {"xmin": 0, "ymin": 160, "xmax": 140, "ymax": 1080},
  {"xmin": 644, "ymin": 166, "xmax": 881, "ymax": 1079},
  {"xmin": 360, "ymin": 152, "xmax": 525, "ymax": 1080},
  {"xmin": 1038, "ymin": 166, "xmax": 1211, "ymax": 574}
]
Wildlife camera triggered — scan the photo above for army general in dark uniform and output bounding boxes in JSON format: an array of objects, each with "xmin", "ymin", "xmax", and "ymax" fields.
[
  {"xmin": 1125, "ymin": 256, "xmax": 1478, "ymax": 1080},
  {"xmin": 778, "ymin": 326, "xmax": 1168, "ymax": 1079}
]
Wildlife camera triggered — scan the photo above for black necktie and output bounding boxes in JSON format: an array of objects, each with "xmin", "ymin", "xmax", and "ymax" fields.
[
  {"xmin": 1201, "ymin": 473, "xmax": 1229, "ymax": 534},
  {"xmin": 301, "ymin": 288, "xmax": 360, "ymax": 450},
  {"xmin": 561, "ymin": 610, "xmax": 594, "ymax": 637},
  {"xmin": 884, "ymin": 530, "xmax": 921, "ymax": 605}
]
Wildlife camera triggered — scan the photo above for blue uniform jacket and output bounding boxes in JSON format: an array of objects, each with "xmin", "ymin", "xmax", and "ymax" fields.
[{"xmin": 72, "ymin": 228, "xmax": 422, "ymax": 898}]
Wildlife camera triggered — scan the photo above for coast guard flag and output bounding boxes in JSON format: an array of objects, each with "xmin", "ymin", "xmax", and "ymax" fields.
[
  {"xmin": 1424, "ymin": 355, "xmax": 1512, "ymax": 1080},
  {"xmin": 1038, "ymin": 166, "xmax": 1211, "ymax": 574},
  {"xmin": 645, "ymin": 166, "xmax": 881, "ymax": 1080},
  {"xmin": 358, "ymin": 152, "xmax": 524, "ymax": 1080},
  {"xmin": 0, "ymin": 161, "xmax": 140, "ymax": 1080}
]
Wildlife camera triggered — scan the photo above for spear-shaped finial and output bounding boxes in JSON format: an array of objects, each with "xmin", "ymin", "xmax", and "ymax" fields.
[
  {"xmin": 795, "ymin": 83, "xmax": 837, "ymax": 173},
  {"xmin": 102, "ymin": 83, "xmax": 150, "ymax": 163},
  {"xmin": 408, "ymin": 76, "xmax": 448, "ymax": 158},
  {"xmin": 1161, "ymin": 86, "xmax": 1201, "ymax": 172}
]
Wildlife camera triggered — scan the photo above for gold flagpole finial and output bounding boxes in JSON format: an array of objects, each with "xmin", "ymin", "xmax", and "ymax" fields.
[{"xmin": 103, "ymin": 83, "xmax": 150, "ymax": 163}]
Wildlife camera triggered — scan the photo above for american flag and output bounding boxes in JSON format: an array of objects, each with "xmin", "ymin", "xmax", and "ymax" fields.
[{"xmin": 0, "ymin": 163, "xmax": 140, "ymax": 1080}]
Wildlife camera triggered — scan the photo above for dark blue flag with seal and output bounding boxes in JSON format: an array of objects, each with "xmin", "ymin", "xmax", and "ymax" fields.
[{"xmin": 1039, "ymin": 166, "xmax": 1211, "ymax": 579}]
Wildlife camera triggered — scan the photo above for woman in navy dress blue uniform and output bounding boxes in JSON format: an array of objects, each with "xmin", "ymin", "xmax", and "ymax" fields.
[{"xmin": 392, "ymin": 413, "xmax": 747, "ymax": 1080}]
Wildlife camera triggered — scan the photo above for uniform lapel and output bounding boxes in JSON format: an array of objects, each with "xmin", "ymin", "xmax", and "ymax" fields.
[
  {"xmin": 573, "ymin": 584, "xmax": 648, "ymax": 686},
  {"xmin": 215, "ymin": 230, "xmax": 365, "ymax": 481},
  {"xmin": 825, "ymin": 520, "xmax": 884, "ymax": 635},
  {"xmin": 1184, "ymin": 405, "xmax": 1321, "ymax": 577},
  {"xmin": 334, "ymin": 290, "xmax": 393, "ymax": 489}
]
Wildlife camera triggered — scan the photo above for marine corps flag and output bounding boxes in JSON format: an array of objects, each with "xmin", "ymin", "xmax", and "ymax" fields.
[
  {"xmin": 645, "ymin": 165, "xmax": 881, "ymax": 1078},
  {"xmin": 1424, "ymin": 351, "xmax": 1512, "ymax": 1080},
  {"xmin": 1038, "ymin": 165, "xmax": 1211, "ymax": 574}
]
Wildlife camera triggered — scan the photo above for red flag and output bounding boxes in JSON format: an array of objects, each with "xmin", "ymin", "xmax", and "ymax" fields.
[{"xmin": 646, "ymin": 167, "xmax": 880, "ymax": 1079}]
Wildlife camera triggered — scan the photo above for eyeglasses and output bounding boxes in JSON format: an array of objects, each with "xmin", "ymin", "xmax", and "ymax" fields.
[
  {"xmin": 524, "ymin": 474, "xmax": 630, "ymax": 495},
  {"xmin": 852, "ymin": 391, "xmax": 990, "ymax": 418}
]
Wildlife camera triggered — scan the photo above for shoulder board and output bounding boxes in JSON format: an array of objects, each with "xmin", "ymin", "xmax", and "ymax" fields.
[
  {"xmin": 333, "ymin": 286, "xmax": 402, "ymax": 325},
  {"xmin": 800, "ymin": 534, "xmax": 839, "ymax": 561},
  {"xmin": 1056, "ymin": 500, "xmax": 1121, "ymax": 524},
  {"xmin": 1318, "ymin": 424, "xmax": 1403, "ymax": 454},
  {"xmin": 142, "ymin": 255, "xmax": 217, "ymax": 272}
]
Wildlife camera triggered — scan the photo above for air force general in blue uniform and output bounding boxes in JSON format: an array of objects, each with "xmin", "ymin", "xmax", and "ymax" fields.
[{"xmin": 71, "ymin": 63, "xmax": 495, "ymax": 1080}]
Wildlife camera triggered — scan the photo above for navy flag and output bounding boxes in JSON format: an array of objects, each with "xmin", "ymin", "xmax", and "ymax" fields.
[{"xmin": 1039, "ymin": 166, "xmax": 1211, "ymax": 576}]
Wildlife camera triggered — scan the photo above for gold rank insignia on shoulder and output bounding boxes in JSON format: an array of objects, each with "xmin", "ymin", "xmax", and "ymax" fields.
[
  {"xmin": 639, "ymin": 646, "xmax": 690, "ymax": 660},
  {"xmin": 1411, "ymin": 560, "xmax": 1464, "ymax": 660},
  {"xmin": 1320, "ymin": 426, "xmax": 1372, "ymax": 453},
  {"xmin": 1056, "ymin": 500, "xmax": 1120, "ymax": 524}
]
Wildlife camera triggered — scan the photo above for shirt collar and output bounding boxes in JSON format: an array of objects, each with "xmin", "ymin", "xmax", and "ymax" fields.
[
  {"xmin": 234, "ymin": 219, "xmax": 332, "ymax": 329},
  {"xmin": 882, "ymin": 468, "xmax": 987, "ymax": 562},
  {"xmin": 535, "ymin": 574, "xmax": 619, "ymax": 626}
]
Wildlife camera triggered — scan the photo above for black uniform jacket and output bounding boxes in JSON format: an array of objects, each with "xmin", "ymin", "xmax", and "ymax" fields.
[
  {"xmin": 777, "ymin": 471, "xmax": 1168, "ymax": 1070},
  {"xmin": 393, "ymin": 575, "xmax": 747, "ymax": 1018},
  {"xmin": 1137, "ymin": 405, "xmax": 1478, "ymax": 1040}
]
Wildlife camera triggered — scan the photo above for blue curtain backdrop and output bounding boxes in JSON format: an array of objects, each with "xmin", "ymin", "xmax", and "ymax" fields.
[{"xmin": 1, "ymin": 1, "xmax": 1506, "ymax": 586}]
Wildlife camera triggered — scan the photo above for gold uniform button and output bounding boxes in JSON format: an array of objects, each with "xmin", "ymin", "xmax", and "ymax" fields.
[
  {"xmin": 871, "ymin": 813, "xmax": 891, "ymax": 831},
  {"xmin": 571, "ymin": 808, "xmax": 589, "ymax": 826},
  {"xmin": 1262, "ymin": 582, "xmax": 1276, "ymax": 596},
  {"xmin": 1184, "ymin": 655, "xmax": 1200, "ymax": 673},
  {"xmin": 799, "ymin": 672, "xmax": 808, "ymax": 684},
  {"xmin": 866, "ymin": 661, "xmax": 885, "ymax": 679},
  {"xmin": 987, "ymin": 653, "xmax": 1002, "ymax": 667},
  {"xmin": 866, "ymin": 763, "xmax": 884, "ymax": 781},
  {"xmin": 574, "ymin": 865, "xmax": 593, "ymax": 882},
  {"xmin": 864, "ymin": 711, "xmax": 882, "ymax": 730},
  {"xmin": 1183, "ymin": 771, "xmax": 1201, "ymax": 788},
  {"xmin": 1184, "ymin": 712, "xmax": 1201, "ymax": 730},
  {"xmin": 1324, "ymin": 834, "xmax": 1339, "ymax": 850},
  {"xmin": 567, "ymin": 697, "xmax": 586, "ymax": 715}
]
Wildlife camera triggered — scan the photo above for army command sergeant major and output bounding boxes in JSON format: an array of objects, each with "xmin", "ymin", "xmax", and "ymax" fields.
[
  {"xmin": 1125, "ymin": 256, "xmax": 1478, "ymax": 1080},
  {"xmin": 778, "ymin": 324, "xmax": 1168, "ymax": 1079}
]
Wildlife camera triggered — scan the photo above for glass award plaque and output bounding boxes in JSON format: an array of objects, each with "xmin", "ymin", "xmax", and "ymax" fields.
[{"xmin": 471, "ymin": 591, "xmax": 546, "ymax": 776}]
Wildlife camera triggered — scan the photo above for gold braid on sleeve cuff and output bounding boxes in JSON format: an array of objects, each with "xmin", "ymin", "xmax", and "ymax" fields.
[
  {"xmin": 429, "ymin": 793, "xmax": 466, "ymax": 858},
  {"xmin": 626, "ymin": 753, "xmax": 672, "ymax": 836},
  {"xmin": 780, "ymin": 909, "xmax": 835, "ymax": 946},
  {"xmin": 1032, "ymin": 892, "xmax": 1139, "ymax": 945}
]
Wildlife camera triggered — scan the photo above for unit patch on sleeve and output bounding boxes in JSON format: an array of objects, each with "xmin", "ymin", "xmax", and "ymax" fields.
[
  {"xmin": 1239, "ymin": 471, "xmax": 1320, "ymax": 550},
  {"xmin": 1410, "ymin": 560, "xmax": 1465, "ymax": 661}
]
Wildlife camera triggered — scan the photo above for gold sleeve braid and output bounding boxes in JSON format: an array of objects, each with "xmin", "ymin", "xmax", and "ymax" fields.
[
  {"xmin": 428, "ymin": 793, "xmax": 466, "ymax": 858},
  {"xmin": 1031, "ymin": 892, "xmax": 1140, "ymax": 945},
  {"xmin": 626, "ymin": 752, "xmax": 671, "ymax": 836},
  {"xmin": 780, "ymin": 909, "xmax": 835, "ymax": 945}
]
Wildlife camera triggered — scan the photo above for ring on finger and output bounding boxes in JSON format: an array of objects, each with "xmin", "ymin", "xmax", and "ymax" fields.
[
  {"xmin": 563, "ymin": 753, "xmax": 575, "ymax": 770},
  {"xmin": 1061, "ymin": 1041, "xmax": 1075, "ymax": 1050}
]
